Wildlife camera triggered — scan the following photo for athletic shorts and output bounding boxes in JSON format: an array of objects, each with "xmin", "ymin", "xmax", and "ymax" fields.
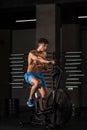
[{"xmin": 24, "ymin": 72, "xmax": 46, "ymax": 88}]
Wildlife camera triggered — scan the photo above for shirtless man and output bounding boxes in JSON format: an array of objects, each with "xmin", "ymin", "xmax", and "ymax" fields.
[{"xmin": 24, "ymin": 38, "xmax": 55, "ymax": 110}]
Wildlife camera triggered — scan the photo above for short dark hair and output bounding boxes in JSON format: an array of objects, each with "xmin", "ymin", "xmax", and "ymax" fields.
[{"xmin": 38, "ymin": 38, "xmax": 49, "ymax": 44}]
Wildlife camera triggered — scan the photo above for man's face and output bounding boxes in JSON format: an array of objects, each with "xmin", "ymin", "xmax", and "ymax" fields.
[{"xmin": 39, "ymin": 43, "xmax": 48, "ymax": 51}]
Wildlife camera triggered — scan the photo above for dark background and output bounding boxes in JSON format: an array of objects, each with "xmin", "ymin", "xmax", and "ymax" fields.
[{"xmin": 0, "ymin": 0, "xmax": 87, "ymax": 118}]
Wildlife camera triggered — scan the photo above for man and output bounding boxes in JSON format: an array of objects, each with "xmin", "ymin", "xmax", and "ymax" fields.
[{"xmin": 24, "ymin": 38, "xmax": 55, "ymax": 110}]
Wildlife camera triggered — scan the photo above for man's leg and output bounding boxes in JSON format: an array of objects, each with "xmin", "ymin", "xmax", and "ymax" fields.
[{"xmin": 27, "ymin": 77, "xmax": 41, "ymax": 107}]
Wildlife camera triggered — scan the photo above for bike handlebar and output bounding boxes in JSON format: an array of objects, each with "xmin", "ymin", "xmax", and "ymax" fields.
[
  {"xmin": 50, "ymin": 64, "xmax": 63, "ymax": 78},
  {"xmin": 52, "ymin": 64, "xmax": 63, "ymax": 73}
]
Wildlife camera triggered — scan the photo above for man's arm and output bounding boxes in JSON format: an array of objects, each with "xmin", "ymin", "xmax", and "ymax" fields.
[{"xmin": 30, "ymin": 52, "xmax": 54, "ymax": 64}]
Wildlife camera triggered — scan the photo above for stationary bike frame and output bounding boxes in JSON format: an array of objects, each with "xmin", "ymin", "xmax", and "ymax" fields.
[
  {"xmin": 35, "ymin": 64, "xmax": 72, "ymax": 127},
  {"xmin": 50, "ymin": 64, "xmax": 63, "ymax": 107},
  {"xmin": 35, "ymin": 64, "xmax": 63, "ymax": 115}
]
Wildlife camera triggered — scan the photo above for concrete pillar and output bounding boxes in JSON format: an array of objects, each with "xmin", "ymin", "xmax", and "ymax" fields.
[{"xmin": 36, "ymin": 4, "xmax": 60, "ymax": 61}]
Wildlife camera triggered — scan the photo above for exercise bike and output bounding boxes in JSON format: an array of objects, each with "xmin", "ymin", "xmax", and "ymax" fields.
[
  {"xmin": 20, "ymin": 64, "xmax": 72, "ymax": 129},
  {"xmin": 46, "ymin": 64, "xmax": 72, "ymax": 127}
]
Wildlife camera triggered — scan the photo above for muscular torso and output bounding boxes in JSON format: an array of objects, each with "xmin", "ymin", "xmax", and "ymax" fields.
[{"xmin": 27, "ymin": 50, "xmax": 48, "ymax": 73}]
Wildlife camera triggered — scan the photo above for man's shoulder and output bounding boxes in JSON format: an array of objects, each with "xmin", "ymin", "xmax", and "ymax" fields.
[
  {"xmin": 30, "ymin": 50, "xmax": 36, "ymax": 54},
  {"xmin": 29, "ymin": 50, "xmax": 38, "ymax": 56}
]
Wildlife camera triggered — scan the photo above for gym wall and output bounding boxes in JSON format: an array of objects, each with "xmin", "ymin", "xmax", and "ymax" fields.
[
  {"xmin": 0, "ymin": 30, "xmax": 11, "ymax": 118},
  {"xmin": 81, "ymin": 27, "xmax": 87, "ymax": 107},
  {"xmin": 60, "ymin": 24, "xmax": 83, "ymax": 108},
  {"xmin": 11, "ymin": 29, "xmax": 36, "ymax": 106}
]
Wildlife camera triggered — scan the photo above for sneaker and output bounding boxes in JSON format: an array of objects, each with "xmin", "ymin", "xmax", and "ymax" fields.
[{"xmin": 27, "ymin": 99, "xmax": 35, "ymax": 107}]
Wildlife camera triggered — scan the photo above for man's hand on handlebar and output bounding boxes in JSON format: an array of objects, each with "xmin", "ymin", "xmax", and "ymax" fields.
[{"xmin": 50, "ymin": 60, "xmax": 55, "ymax": 65}]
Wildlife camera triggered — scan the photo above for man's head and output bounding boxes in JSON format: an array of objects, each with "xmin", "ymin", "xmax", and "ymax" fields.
[{"xmin": 37, "ymin": 38, "xmax": 49, "ymax": 51}]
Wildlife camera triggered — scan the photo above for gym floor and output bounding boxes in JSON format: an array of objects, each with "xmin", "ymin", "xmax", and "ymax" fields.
[{"xmin": 0, "ymin": 107, "xmax": 87, "ymax": 130}]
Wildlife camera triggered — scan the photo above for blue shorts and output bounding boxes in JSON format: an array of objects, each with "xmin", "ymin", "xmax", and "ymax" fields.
[{"xmin": 24, "ymin": 72, "xmax": 46, "ymax": 88}]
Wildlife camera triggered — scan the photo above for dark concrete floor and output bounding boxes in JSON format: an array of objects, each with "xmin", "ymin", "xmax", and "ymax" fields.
[{"xmin": 0, "ymin": 107, "xmax": 87, "ymax": 130}]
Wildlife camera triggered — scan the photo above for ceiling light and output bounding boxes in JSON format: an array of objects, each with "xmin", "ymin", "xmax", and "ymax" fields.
[
  {"xmin": 78, "ymin": 16, "xmax": 87, "ymax": 19},
  {"xmin": 16, "ymin": 19, "xmax": 36, "ymax": 23}
]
